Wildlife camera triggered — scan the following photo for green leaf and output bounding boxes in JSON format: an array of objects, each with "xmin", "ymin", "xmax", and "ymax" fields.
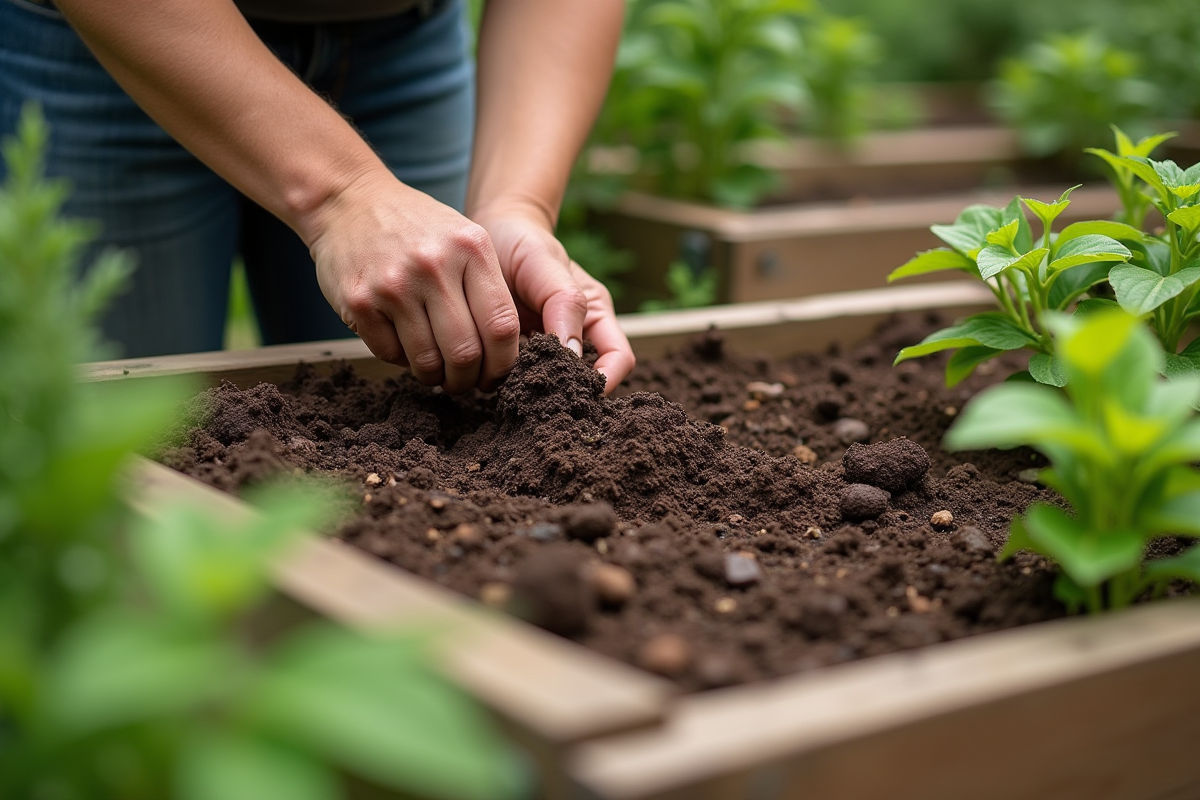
[
  {"xmin": 1109, "ymin": 265, "xmax": 1200, "ymax": 316},
  {"xmin": 930, "ymin": 204, "xmax": 1005, "ymax": 255},
  {"xmin": 1002, "ymin": 195, "xmax": 1034, "ymax": 254},
  {"xmin": 1047, "ymin": 234, "xmax": 1131, "ymax": 272},
  {"xmin": 1053, "ymin": 573, "xmax": 1089, "ymax": 614},
  {"xmin": 1178, "ymin": 337, "xmax": 1200, "ymax": 369},
  {"xmin": 1055, "ymin": 220, "xmax": 1146, "ymax": 246},
  {"xmin": 1121, "ymin": 156, "xmax": 1170, "ymax": 201},
  {"xmin": 1145, "ymin": 491, "xmax": 1200, "ymax": 537},
  {"xmin": 985, "ymin": 219, "xmax": 1021, "ymax": 251},
  {"xmin": 976, "ymin": 246, "xmax": 1049, "ymax": 281},
  {"xmin": 1047, "ymin": 263, "xmax": 1111, "ymax": 309},
  {"xmin": 945, "ymin": 346, "xmax": 1003, "ymax": 387},
  {"xmin": 1145, "ymin": 543, "xmax": 1200, "ymax": 582},
  {"xmin": 178, "ymin": 732, "xmax": 337, "ymax": 800},
  {"xmin": 45, "ymin": 613, "xmax": 235, "ymax": 732},
  {"xmin": 944, "ymin": 383, "xmax": 1096, "ymax": 454},
  {"xmin": 894, "ymin": 313, "xmax": 1038, "ymax": 364},
  {"xmin": 1021, "ymin": 185, "xmax": 1078, "ymax": 230},
  {"xmin": 250, "ymin": 626, "xmax": 523, "ymax": 800},
  {"xmin": 1072, "ymin": 297, "xmax": 1121, "ymax": 317},
  {"xmin": 1028, "ymin": 354, "xmax": 1067, "ymax": 387},
  {"xmin": 1023, "ymin": 505, "xmax": 1143, "ymax": 587},
  {"xmin": 887, "ymin": 248, "xmax": 975, "ymax": 282},
  {"xmin": 1167, "ymin": 205, "xmax": 1200, "ymax": 237}
]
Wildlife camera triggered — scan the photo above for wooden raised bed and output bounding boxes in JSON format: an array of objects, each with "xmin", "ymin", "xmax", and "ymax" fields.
[
  {"xmin": 592, "ymin": 184, "xmax": 1119, "ymax": 311},
  {"xmin": 87, "ymin": 282, "xmax": 1200, "ymax": 800}
]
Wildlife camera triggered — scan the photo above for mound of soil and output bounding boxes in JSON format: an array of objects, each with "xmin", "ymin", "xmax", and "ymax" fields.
[{"xmin": 160, "ymin": 316, "xmax": 1182, "ymax": 691}]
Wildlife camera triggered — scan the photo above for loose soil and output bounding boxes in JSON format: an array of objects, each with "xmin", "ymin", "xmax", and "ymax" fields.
[{"xmin": 159, "ymin": 315, "xmax": 1188, "ymax": 691}]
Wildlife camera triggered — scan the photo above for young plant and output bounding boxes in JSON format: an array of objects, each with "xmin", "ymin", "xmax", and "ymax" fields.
[
  {"xmin": 1086, "ymin": 130, "xmax": 1200, "ymax": 362},
  {"xmin": 990, "ymin": 31, "xmax": 1159, "ymax": 166},
  {"xmin": 601, "ymin": 0, "xmax": 810, "ymax": 208},
  {"xmin": 888, "ymin": 188, "xmax": 1136, "ymax": 386},
  {"xmin": 797, "ymin": 12, "xmax": 882, "ymax": 146},
  {"xmin": 0, "ymin": 106, "xmax": 521, "ymax": 800},
  {"xmin": 945, "ymin": 310, "xmax": 1200, "ymax": 614},
  {"xmin": 639, "ymin": 259, "xmax": 719, "ymax": 312}
]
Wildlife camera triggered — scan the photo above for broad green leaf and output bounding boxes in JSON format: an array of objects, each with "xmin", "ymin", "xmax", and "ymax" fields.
[
  {"xmin": 1023, "ymin": 505, "xmax": 1143, "ymax": 587},
  {"xmin": 46, "ymin": 613, "xmax": 234, "ymax": 732},
  {"xmin": 1021, "ymin": 185, "xmax": 1078, "ymax": 231},
  {"xmin": 178, "ymin": 732, "xmax": 337, "ymax": 800},
  {"xmin": 1055, "ymin": 220, "xmax": 1145, "ymax": 246},
  {"xmin": 894, "ymin": 313, "xmax": 1038, "ymax": 364},
  {"xmin": 1028, "ymin": 354, "xmax": 1067, "ymax": 387},
  {"xmin": 1047, "ymin": 234, "xmax": 1131, "ymax": 272},
  {"xmin": 1143, "ymin": 419, "xmax": 1200, "ymax": 470},
  {"xmin": 976, "ymin": 246, "xmax": 1049, "ymax": 281},
  {"xmin": 1053, "ymin": 573, "xmax": 1090, "ymax": 613},
  {"xmin": 930, "ymin": 204, "xmax": 1005, "ymax": 255},
  {"xmin": 943, "ymin": 383, "xmax": 1097, "ymax": 455},
  {"xmin": 985, "ymin": 220, "xmax": 1021, "ymax": 251},
  {"xmin": 998, "ymin": 514, "xmax": 1038, "ymax": 561},
  {"xmin": 1144, "ymin": 491, "xmax": 1200, "ymax": 537},
  {"xmin": 1002, "ymin": 195, "xmax": 1034, "ymax": 253},
  {"xmin": 1072, "ymin": 298, "xmax": 1121, "ymax": 317},
  {"xmin": 887, "ymin": 248, "xmax": 975, "ymax": 282},
  {"xmin": 1164, "ymin": 353, "xmax": 1200, "ymax": 380},
  {"xmin": 1167, "ymin": 205, "xmax": 1200, "ymax": 236},
  {"xmin": 1122, "ymin": 156, "xmax": 1169, "ymax": 201},
  {"xmin": 1178, "ymin": 336, "xmax": 1200, "ymax": 369},
  {"xmin": 1056, "ymin": 308, "xmax": 1138, "ymax": 376},
  {"xmin": 1144, "ymin": 543, "xmax": 1200, "ymax": 582},
  {"xmin": 1109, "ymin": 265, "xmax": 1200, "ymax": 316},
  {"xmin": 945, "ymin": 346, "xmax": 1003, "ymax": 387},
  {"xmin": 1170, "ymin": 185, "xmax": 1200, "ymax": 202},
  {"xmin": 1101, "ymin": 400, "xmax": 1168, "ymax": 455},
  {"xmin": 1146, "ymin": 374, "xmax": 1200, "ymax": 420},
  {"xmin": 1047, "ymin": 263, "xmax": 1111, "ymax": 309}
]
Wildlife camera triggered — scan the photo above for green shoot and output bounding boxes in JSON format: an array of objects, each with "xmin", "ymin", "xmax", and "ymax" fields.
[
  {"xmin": 639, "ymin": 260, "xmax": 719, "ymax": 312},
  {"xmin": 945, "ymin": 310, "xmax": 1200, "ymax": 614}
]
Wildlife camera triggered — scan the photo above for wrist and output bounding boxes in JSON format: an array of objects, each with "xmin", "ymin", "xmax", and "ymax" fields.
[
  {"xmin": 289, "ymin": 157, "xmax": 393, "ymax": 247},
  {"xmin": 468, "ymin": 193, "xmax": 558, "ymax": 233}
]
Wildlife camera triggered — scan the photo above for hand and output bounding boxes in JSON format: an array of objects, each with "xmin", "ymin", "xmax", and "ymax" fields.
[
  {"xmin": 474, "ymin": 207, "xmax": 636, "ymax": 392},
  {"xmin": 306, "ymin": 170, "xmax": 521, "ymax": 394}
]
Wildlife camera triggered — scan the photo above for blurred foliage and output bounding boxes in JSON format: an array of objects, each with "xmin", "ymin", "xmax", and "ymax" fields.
[
  {"xmin": 0, "ymin": 105, "xmax": 523, "ymax": 800},
  {"xmin": 638, "ymin": 260, "xmax": 719, "ymax": 311},
  {"xmin": 990, "ymin": 32, "xmax": 1159, "ymax": 165},
  {"xmin": 797, "ymin": 12, "xmax": 881, "ymax": 145}
]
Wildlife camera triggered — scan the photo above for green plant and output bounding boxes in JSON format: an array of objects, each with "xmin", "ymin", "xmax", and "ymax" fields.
[
  {"xmin": 603, "ymin": 0, "xmax": 811, "ymax": 208},
  {"xmin": 990, "ymin": 31, "xmax": 1159, "ymax": 164},
  {"xmin": 888, "ymin": 187, "xmax": 1136, "ymax": 386},
  {"xmin": 945, "ymin": 310, "xmax": 1200, "ymax": 613},
  {"xmin": 797, "ymin": 12, "xmax": 881, "ymax": 146},
  {"xmin": 639, "ymin": 260, "xmax": 719, "ymax": 311},
  {"xmin": 0, "ymin": 106, "xmax": 521, "ymax": 800}
]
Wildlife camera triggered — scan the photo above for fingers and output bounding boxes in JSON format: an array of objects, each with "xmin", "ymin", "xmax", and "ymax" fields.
[
  {"xmin": 571, "ymin": 262, "xmax": 635, "ymax": 392},
  {"xmin": 460, "ymin": 242, "xmax": 521, "ymax": 392},
  {"xmin": 505, "ymin": 231, "xmax": 587, "ymax": 356}
]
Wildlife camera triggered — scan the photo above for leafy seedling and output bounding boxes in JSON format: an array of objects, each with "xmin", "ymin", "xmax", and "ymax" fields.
[{"xmin": 945, "ymin": 309, "xmax": 1200, "ymax": 613}]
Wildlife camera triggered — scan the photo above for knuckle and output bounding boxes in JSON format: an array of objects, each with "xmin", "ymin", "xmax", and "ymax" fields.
[
  {"xmin": 344, "ymin": 288, "xmax": 375, "ymax": 318},
  {"xmin": 445, "ymin": 339, "xmax": 482, "ymax": 369},
  {"xmin": 484, "ymin": 307, "xmax": 521, "ymax": 342},
  {"xmin": 453, "ymin": 224, "xmax": 494, "ymax": 259},
  {"xmin": 408, "ymin": 347, "xmax": 444, "ymax": 374},
  {"xmin": 560, "ymin": 286, "xmax": 589, "ymax": 316}
]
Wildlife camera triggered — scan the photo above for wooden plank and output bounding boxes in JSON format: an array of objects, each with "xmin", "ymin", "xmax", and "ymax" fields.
[
  {"xmin": 124, "ymin": 459, "xmax": 674, "ymax": 748},
  {"xmin": 568, "ymin": 599, "xmax": 1200, "ymax": 800}
]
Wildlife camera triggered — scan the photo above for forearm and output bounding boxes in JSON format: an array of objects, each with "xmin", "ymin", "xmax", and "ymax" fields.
[
  {"xmin": 467, "ymin": 0, "xmax": 623, "ymax": 227},
  {"xmin": 53, "ymin": 0, "xmax": 386, "ymax": 244}
]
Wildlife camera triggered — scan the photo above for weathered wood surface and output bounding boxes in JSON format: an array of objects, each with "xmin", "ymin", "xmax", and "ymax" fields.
[
  {"xmin": 125, "ymin": 459, "xmax": 674, "ymax": 748},
  {"xmin": 568, "ymin": 599, "xmax": 1200, "ymax": 800}
]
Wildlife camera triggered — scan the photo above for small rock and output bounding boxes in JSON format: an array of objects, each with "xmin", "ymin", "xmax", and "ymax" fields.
[
  {"xmin": 429, "ymin": 496, "xmax": 447, "ymax": 510},
  {"xmin": 746, "ymin": 381, "xmax": 784, "ymax": 400},
  {"xmin": 792, "ymin": 444, "xmax": 818, "ymax": 464},
  {"xmin": 832, "ymin": 417, "xmax": 870, "ymax": 444},
  {"xmin": 742, "ymin": 399, "xmax": 761, "ymax": 412},
  {"xmin": 467, "ymin": 462, "xmax": 481, "ymax": 472},
  {"xmin": 479, "ymin": 582, "xmax": 511, "ymax": 607},
  {"xmin": 714, "ymin": 597, "xmax": 738, "ymax": 614},
  {"xmin": 728, "ymin": 514, "xmax": 744, "ymax": 525},
  {"xmin": 930, "ymin": 510, "xmax": 955, "ymax": 531},
  {"xmin": 425, "ymin": 528, "xmax": 440, "ymax": 542},
  {"xmin": 794, "ymin": 592, "xmax": 848, "ymax": 638},
  {"xmin": 451, "ymin": 523, "xmax": 482, "ymax": 549},
  {"xmin": 638, "ymin": 634, "xmax": 691, "ymax": 677},
  {"xmin": 840, "ymin": 483, "xmax": 890, "ymax": 521},
  {"xmin": 511, "ymin": 546, "xmax": 593, "ymax": 636},
  {"xmin": 805, "ymin": 526, "xmax": 822, "ymax": 539},
  {"xmin": 955, "ymin": 526, "xmax": 994, "ymax": 555},
  {"xmin": 525, "ymin": 523, "xmax": 563, "ymax": 542},
  {"xmin": 590, "ymin": 563, "xmax": 636, "ymax": 606},
  {"xmin": 724, "ymin": 553, "xmax": 762, "ymax": 586},
  {"xmin": 561, "ymin": 502, "xmax": 616, "ymax": 542},
  {"xmin": 364, "ymin": 472, "xmax": 381, "ymax": 486},
  {"xmin": 1017, "ymin": 468, "xmax": 1043, "ymax": 484},
  {"xmin": 842, "ymin": 438, "xmax": 930, "ymax": 492}
]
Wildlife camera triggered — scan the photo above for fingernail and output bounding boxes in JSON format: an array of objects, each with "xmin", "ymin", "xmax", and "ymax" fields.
[{"xmin": 566, "ymin": 337, "xmax": 583, "ymax": 357}]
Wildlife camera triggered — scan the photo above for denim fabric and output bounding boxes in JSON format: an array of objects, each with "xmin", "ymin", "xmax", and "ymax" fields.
[{"xmin": 0, "ymin": 0, "xmax": 473, "ymax": 356}]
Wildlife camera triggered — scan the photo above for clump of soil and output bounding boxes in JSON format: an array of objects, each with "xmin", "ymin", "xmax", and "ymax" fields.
[{"xmin": 159, "ymin": 319, "xmax": 1189, "ymax": 691}]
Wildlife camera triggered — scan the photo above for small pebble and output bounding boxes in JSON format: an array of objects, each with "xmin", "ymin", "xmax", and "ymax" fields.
[
  {"xmin": 429, "ymin": 497, "xmax": 447, "ymax": 510},
  {"xmin": 906, "ymin": 585, "xmax": 932, "ymax": 614},
  {"xmin": 743, "ymin": 399, "xmax": 761, "ymax": 412},
  {"xmin": 792, "ymin": 444, "xmax": 818, "ymax": 464},
  {"xmin": 728, "ymin": 514, "xmax": 744, "ymax": 525},
  {"xmin": 840, "ymin": 483, "xmax": 890, "ymax": 521},
  {"xmin": 591, "ymin": 563, "xmax": 636, "ymax": 606},
  {"xmin": 365, "ymin": 472, "xmax": 381, "ymax": 486},
  {"xmin": 714, "ymin": 597, "xmax": 738, "ymax": 614},
  {"xmin": 425, "ymin": 528, "xmax": 440, "ymax": 542},
  {"xmin": 955, "ymin": 526, "xmax": 994, "ymax": 555},
  {"xmin": 832, "ymin": 417, "xmax": 870, "ymax": 444},
  {"xmin": 562, "ymin": 503, "xmax": 616, "ymax": 542},
  {"xmin": 526, "ymin": 523, "xmax": 563, "ymax": 542},
  {"xmin": 1018, "ymin": 468, "xmax": 1043, "ymax": 484},
  {"xmin": 638, "ymin": 634, "xmax": 691, "ymax": 677},
  {"xmin": 805, "ymin": 526, "xmax": 822, "ymax": 539},
  {"xmin": 451, "ymin": 523, "xmax": 482, "ymax": 549},
  {"xmin": 746, "ymin": 381, "xmax": 784, "ymax": 400},
  {"xmin": 724, "ymin": 553, "xmax": 762, "ymax": 586},
  {"xmin": 930, "ymin": 510, "xmax": 955, "ymax": 531},
  {"xmin": 944, "ymin": 406, "xmax": 958, "ymax": 417},
  {"xmin": 479, "ymin": 582, "xmax": 511, "ymax": 607},
  {"xmin": 467, "ymin": 462, "xmax": 481, "ymax": 472}
]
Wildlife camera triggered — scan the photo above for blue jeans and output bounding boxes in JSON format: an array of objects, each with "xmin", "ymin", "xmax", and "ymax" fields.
[{"xmin": 0, "ymin": 0, "xmax": 474, "ymax": 357}]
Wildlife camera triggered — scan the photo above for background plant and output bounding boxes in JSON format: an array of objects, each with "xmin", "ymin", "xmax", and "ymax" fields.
[
  {"xmin": 945, "ymin": 310, "xmax": 1200, "ymax": 613},
  {"xmin": 989, "ymin": 31, "xmax": 1159, "ymax": 167},
  {"xmin": 0, "ymin": 106, "xmax": 521, "ymax": 800},
  {"xmin": 638, "ymin": 260, "xmax": 719, "ymax": 312},
  {"xmin": 796, "ymin": 11, "xmax": 882, "ymax": 146}
]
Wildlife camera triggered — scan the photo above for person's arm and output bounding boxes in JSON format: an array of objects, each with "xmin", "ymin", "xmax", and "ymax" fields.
[
  {"xmin": 469, "ymin": 0, "xmax": 636, "ymax": 388},
  {"xmin": 53, "ymin": 0, "xmax": 521, "ymax": 394}
]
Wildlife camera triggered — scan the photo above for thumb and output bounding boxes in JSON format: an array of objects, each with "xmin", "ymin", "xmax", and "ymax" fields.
[{"xmin": 541, "ymin": 282, "xmax": 588, "ymax": 356}]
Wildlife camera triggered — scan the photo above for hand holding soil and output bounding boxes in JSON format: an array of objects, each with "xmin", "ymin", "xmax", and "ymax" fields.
[{"xmin": 309, "ymin": 169, "xmax": 522, "ymax": 394}]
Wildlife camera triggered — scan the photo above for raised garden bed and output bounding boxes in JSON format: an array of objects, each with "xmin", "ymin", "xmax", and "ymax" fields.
[{"xmin": 89, "ymin": 283, "xmax": 1200, "ymax": 800}]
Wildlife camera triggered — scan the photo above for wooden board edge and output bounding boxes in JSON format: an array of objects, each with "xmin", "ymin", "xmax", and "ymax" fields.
[
  {"xmin": 124, "ymin": 457, "xmax": 674, "ymax": 747},
  {"xmin": 567, "ymin": 598, "xmax": 1200, "ymax": 799}
]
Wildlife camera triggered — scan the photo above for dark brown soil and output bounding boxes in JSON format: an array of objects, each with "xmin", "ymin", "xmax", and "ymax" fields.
[{"xmin": 159, "ymin": 316, "xmax": 1179, "ymax": 691}]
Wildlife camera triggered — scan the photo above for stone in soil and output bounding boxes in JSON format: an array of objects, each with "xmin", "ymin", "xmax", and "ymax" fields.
[{"xmin": 842, "ymin": 438, "xmax": 930, "ymax": 493}]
